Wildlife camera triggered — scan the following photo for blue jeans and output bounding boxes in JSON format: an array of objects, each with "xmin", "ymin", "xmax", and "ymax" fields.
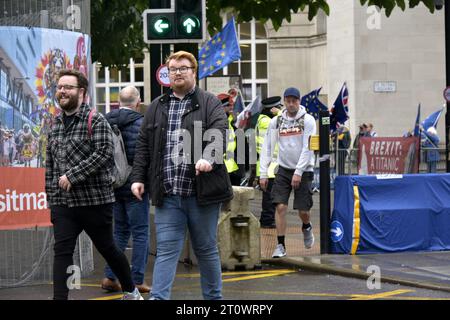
[
  {"xmin": 427, "ymin": 161, "xmax": 437, "ymax": 173},
  {"xmin": 104, "ymin": 194, "xmax": 150, "ymax": 285},
  {"xmin": 150, "ymin": 195, "xmax": 222, "ymax": 300}
]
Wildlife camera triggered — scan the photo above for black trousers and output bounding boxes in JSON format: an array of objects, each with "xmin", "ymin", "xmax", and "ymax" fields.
[
  {"xmin": 50, "ymin": 204, "xmax": 134, "ymax": 300},
  {"xmin": 260, "ymin": 178, "xmax": 275, "ymax": 226}
]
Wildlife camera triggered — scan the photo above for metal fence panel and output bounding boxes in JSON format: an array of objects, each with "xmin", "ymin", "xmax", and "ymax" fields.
[{"xmin": 0, "ymin": 228, "xmax": 93, "ymax": 288}]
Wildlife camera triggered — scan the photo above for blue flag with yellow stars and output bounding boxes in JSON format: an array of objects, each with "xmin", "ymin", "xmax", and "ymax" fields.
[
  {"xmin": 198, "ymin": 17, "xmax": 241, "ymax": 79},
  {"xmin": 300, "ymin": 87, "xmax": 328, "ymax": 120}
]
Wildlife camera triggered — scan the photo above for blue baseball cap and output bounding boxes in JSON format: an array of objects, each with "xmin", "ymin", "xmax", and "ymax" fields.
[{"xmin": 283, "ymin": 87, "xmax": 300, "ymax": 99}]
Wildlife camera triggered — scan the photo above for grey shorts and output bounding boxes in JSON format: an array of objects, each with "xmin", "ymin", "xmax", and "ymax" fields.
[{"xmin": 271, "ymin": 166, "xmax": 314, "ymax": 211}]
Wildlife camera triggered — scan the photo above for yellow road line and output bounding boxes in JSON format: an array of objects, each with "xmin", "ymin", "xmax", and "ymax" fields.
[
  {"xmin": 81, "ymin": 270, "xmax": 295, "ymax": 288},
  {"xmin": 90, "ymin": 294, "xmax": 124, "ymax": 300},
  {"xmin": 386, "ymin": 296, "xmax": 450, "ymax": 301},
  {"xmin": 224, "ymin": 288, "xmax": 417, "ymax": 300},
  {"xmin": 89, "ymin": 287, "xmax": 449, "ymax": 301},
  {"xmin": 175, "ymin": 269, "xmax": 295, "ymax": 278},
  {"xmin": 222, "ymin": 270, "xmax": 296, "ymax": 283},
  {"xmin": 222, "ymin": 288, "xmax": 356, "ymax": 298},
  {"xmin": 351, "ymin": 289, "xmax": 414, "ymax": 300},
  {"xmin": 78, "ymin": 283, "xmax": 104, "ymax": 288}
]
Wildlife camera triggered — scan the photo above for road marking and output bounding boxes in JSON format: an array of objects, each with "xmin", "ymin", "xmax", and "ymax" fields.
[
  {"xmin": 87, "ymin": 269, "xmax": 295, "ymax": 300},
  {"xmin": 175, "ymin": 268, "xmax": 295, "ymax": 278},
  {"xmin": 81, "ymin": 270, "xmax": 295, "ymax": 288},
  {"xmin": 222, "ymin": 270, "xmax": 296, "ymax": 283},
  {"xmin": 387, "ymin": 296, "xmax": 450, "ymax": 300},
  {"xmin": 90, "ymin": 294, "xmax": 124, "ymax": 300},
  {"xmin": 350, "ymin": 289, "xmax": 414, "ymax": 300},
  {"xmin": 223, "ymin": 288, "xmax": 415, "ymax": 300},
  {"xmin": 78, "ymin": 283, "xmax": 105, "ymax": 288},
  {"xmin": 220, "ymin": 288, "xmax": 356, "ymax": 298}
]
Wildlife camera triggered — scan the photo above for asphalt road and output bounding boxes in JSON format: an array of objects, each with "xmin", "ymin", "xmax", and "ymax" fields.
[{"xmin": 1, "ymin": 253, "xmax": 450, "ymax": 301}]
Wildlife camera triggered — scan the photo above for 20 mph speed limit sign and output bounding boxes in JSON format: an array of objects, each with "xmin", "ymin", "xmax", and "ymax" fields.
[{"xmin": 156, "ymin": 65, "xmax": 171, "ymax": 87}]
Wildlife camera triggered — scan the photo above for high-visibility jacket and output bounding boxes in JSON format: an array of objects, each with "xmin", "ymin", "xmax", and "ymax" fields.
[
  {"xmin": 255, "ymin": 114, "xmax": 278, "ymax": 178},
  {"xmin": 224, "ymin": 114, "xmax": 239, "ymax": 173}
]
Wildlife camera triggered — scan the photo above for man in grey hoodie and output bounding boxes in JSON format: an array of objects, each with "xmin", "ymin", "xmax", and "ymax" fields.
[{"xmin": 259, "ymin": 87, "xmax": 316, "ymax": 258}]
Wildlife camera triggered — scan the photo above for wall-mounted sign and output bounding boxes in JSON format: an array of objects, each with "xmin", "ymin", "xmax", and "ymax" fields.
[{"xmin": 373, "ymin": 81, "xmax": 396, "ymax": 93}]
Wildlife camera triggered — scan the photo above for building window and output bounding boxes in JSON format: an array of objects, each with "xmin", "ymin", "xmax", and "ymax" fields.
[{"xmin": 93, "ymin": 58, "xmax": 145, "ymax": 113}]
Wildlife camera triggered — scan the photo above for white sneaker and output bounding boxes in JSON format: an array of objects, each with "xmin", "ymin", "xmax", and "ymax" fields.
[
  {"xmin": 303, "ymin": 227, "xmax": 315, "ymax": 249},
  {"xmin": 271, "ymin": 244, "xmax": 287, "ymax": 258},
  {"xmin": 122, "ymin": 288, "xmax": 144, "ymax": 300}
]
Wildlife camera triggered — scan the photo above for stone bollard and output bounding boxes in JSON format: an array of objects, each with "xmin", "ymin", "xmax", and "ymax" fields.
[{"xmin": 217, "ymin": 186, "xmax": 261, "ymax": 270}]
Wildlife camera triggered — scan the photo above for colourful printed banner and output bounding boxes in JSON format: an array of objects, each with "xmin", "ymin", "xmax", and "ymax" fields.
[{"xmin": 0, "ymin": 26, "xmax": 90, "ymax": 168}]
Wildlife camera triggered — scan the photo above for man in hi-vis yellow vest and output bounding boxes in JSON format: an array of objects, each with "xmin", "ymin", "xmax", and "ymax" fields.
[
  {"xmin": 255, "ymin": 96, "xmax": 282, "ymax": 228},
  {"xmin": 218, "ymin": 93, "xmax": 242, "ymax": 186}
]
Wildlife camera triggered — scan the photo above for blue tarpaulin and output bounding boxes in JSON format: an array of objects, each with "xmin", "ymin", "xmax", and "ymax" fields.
[{"xmin": 331, "ymin": 174, "xmax": 450, "ymax": 254}]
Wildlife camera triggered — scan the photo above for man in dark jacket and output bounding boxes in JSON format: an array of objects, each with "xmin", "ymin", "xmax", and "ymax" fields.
[
  {"xmin": 131, "ymin": 51, "xmax": 232, "ymax": 300},
  {"xmin": 102, "ymin": 86, "xmax": 150, "ymax": 293},
  {"xmin": 46, "ymin": 69, "xmax": 142, "ymax": 300}
]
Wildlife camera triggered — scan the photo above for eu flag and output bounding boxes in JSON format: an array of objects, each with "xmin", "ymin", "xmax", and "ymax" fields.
[
  {"xmin": 300, "ymin": 87, "xmax": 328, "ymax": 120},
  {"xmin": 330, "ymin": 83, "xmax": 349, "ymax": 133},
  {"xmin": 198, "ymin": 17, "xmax": 241, "ymax": 79}
]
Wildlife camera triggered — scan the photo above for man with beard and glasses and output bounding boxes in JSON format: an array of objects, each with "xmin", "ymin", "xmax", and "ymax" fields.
[
  {"xmin": 131, "ymin": 51, "xmax": 232, "ymax": 300},
  {"xmin": 45, "ymin": 69, "xmax": 142, "ymax": 300}
]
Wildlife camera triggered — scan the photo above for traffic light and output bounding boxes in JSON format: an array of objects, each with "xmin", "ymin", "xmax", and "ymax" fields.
[
  {"xmin": 176, "ymin": 0, "xmax": 202, "ymax": 38},
  {"xmin": 143, "ymin": 0, "xmax": 205, "ymax": 44}
]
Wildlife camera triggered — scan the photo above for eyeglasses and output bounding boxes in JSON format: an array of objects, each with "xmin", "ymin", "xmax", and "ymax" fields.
[
  {"xmin": 57, "ymin": 84, "xmax": 79, "ymax": 91},
  {"xmin": 168, "ymin": 66, "xmax": 194, "ymax": 74}
]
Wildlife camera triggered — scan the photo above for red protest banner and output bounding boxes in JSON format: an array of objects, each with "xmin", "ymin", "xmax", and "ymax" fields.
[
  {"xmin": 0, "ymin": 167, "xmax": 51, "ymax": 230},
  {"xmin": 358, "ymin": 137, "xmax": 420, "ymax": 175}
]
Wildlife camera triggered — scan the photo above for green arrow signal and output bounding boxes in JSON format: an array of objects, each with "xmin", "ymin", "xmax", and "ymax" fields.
[
  {"xmin": 155, "ymin": 19, "xmax": 169, "ymax": 33},
  {"xmin": 179, "ymin": 15, "xmax": 200, "ymax": 36},
  {"xmin": 183, "ymin": 18, "xmax": 196, "ymax": 34}
]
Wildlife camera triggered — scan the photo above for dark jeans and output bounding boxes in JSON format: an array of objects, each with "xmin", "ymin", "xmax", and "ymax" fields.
[
  {"xmin": 260, "ymin": 178, "xmax": 275, "ymax": 226},
  {"xmin": 50, "ymin": 204, "xmax": 134, "ymax": 300},
  {"xmin": 104, "ymin": 195, "xmax": 150, "ymax": 285}
]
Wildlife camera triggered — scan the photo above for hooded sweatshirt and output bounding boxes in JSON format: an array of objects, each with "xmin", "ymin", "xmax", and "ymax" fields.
[{"xmin": 259, "ymin": 106, "xmax": 316, "ymax": 178}]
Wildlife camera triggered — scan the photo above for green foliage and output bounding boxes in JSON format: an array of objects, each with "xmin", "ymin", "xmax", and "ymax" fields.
[
  {"xmin": 91, "ymin": 0, "xmax": 148, "ymax": 67},
  {"xmin": 359, "ymin": 0, "xmax": 436, "ymax": 16}
]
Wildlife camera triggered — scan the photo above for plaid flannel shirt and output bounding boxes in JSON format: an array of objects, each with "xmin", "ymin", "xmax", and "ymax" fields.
[
  {"xmin": 162, "ymin": 88, "xmax": 196, "ymax": 196},
  {"xmin": 45, "ymin": 104, "xmax": 115, "ymax": 207}
]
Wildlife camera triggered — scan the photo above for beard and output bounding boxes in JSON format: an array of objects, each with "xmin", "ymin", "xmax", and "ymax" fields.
[{"xmin": 57, "ymin": 93, "xmax": 79, "ymax": 113}]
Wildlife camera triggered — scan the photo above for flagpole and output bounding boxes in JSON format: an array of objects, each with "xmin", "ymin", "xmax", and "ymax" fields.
[{"xmin": 445, "ymin": 0, "xmax": 450, "ymax": 172}]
